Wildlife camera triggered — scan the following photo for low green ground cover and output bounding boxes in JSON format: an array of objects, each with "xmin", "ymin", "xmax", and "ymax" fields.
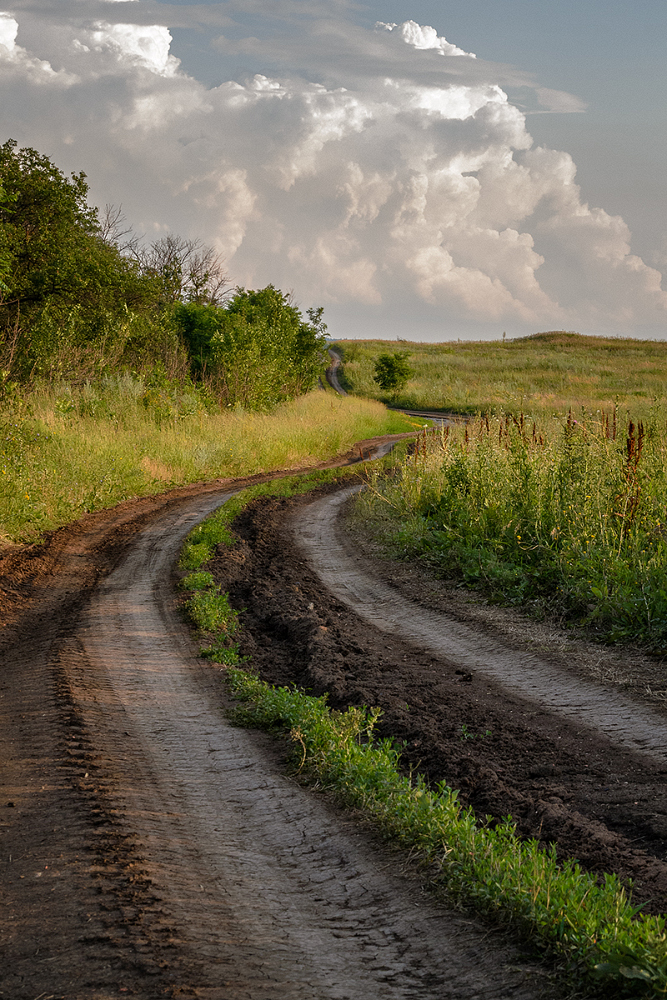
[
  {"xmin": 179, "ymin": 473, "xmax": 667, "ymax": 997},
  {"xmin": 227, "ymin": 671, "xmax": 667, "ymax": 996},
  {"xmin": 356, "ymin": 409, "xmax": 667, "ymax": 649},
  {"xmin": 333, "ymin": 333, "xmax": 667, "ymax": 417},
  {"xmin": 0, "ymin": 384, "xmax": 412, "ymax": 544},
  {"xmin": 178, "ymin": 467, "xmax": 363, "ymax": 663}
]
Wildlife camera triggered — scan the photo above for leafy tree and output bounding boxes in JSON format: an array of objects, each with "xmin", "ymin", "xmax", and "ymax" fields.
[
  {"xmin": 0, "ymin": 179, "xmax": 14, "ymax": 298},
  {"xmin": 174, "ymin": 286, "xmax": 327, "ymax": 408},
  {"xmin": 0, "ymin": 139, "xmax": 150, "ymax": 378},
  {"xmin": 373, "ymin": 352, "xmax": 413, "ymax": 393}
]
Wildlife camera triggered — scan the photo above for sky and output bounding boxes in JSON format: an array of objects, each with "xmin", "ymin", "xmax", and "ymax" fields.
[{"xmin": 0, "ymin": 0, "xmax": 665, "ymax": 342}]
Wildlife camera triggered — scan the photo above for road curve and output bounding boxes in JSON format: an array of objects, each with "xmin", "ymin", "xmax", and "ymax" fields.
[
  {"xmin": 1, "ymin": 483, "xmax": 552, "ymax": 998},
  {"xmin": 326, "ymin": 349, "xmax": 459, "ymax": 426},
  {"xmin": 295, "ymin": 486, "xmax": 667, "ymax": 766}
]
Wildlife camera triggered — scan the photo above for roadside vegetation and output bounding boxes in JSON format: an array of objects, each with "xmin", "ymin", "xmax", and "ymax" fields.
[
  {"xmin": 0, "ymin": 139, "xmax": 412, "ymax": 543},
  {"xmin": 179, "ymin": 479, "xmax": 667, "ymax": 997},
  {"xmin": 333, "ymin": 333, "xmax": 667, "ymax": 416},
  {"xmin": 0, "ymin": 388, "xmax": 410, "ymax": 543},
  {"xmin": 0, "ymin": 140, "xmax": 326, "ymax": 404},
  {"xmin": 335, "ymin": 332, "xmax": 667, "ymax": 653},
  {"xmin": 355, "ymin": 409, "xmax": 667, "ymax": 651}
]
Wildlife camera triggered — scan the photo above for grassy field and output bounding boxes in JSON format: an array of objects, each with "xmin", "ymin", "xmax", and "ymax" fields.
[
  {"xmin": 356, "ymin": 409, "xmax": 667, "ymax": 650},
  {"xmin": 333, "ymin": 332, "xmax": 667, "ymax": 416},
  {"xmin": 0, "ymin": 378, "xmax": 413, "ymax": 544}
]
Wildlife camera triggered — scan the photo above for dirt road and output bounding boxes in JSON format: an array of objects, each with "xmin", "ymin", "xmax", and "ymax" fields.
[
  {"xmin": 211, "ymin": 484, "xmax": 667, "ymax": 918},
  {"xmin": 0, "ymin": 465, "xmax": 561, "ymax": 998}
]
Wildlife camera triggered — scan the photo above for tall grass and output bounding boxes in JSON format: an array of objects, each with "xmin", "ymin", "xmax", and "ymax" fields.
[
  {"xmin": 334, "ymin": 332, "xmax": 667, "ymax": 417},
  {"xmin": 0, "ymin": 377, "xmax": 413, "ymax": 543},
  {"xmin": 356, "ymin": 408, "xmax": 667, "ymax": 649}
]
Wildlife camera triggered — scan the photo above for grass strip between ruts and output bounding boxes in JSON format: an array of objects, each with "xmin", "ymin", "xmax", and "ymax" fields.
[{"xmin": 178, "ymin": 470, "xmax": 667, "ymax": 998}]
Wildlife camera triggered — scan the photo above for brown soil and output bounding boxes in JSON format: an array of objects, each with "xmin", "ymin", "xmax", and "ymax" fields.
[
  {"xmin": 210, "ymin": 484, "xmax": 667, "ymax": 917},
  {"xmin": 0, "ymin": 445, "xmax": 570, "ymax": 1000}
]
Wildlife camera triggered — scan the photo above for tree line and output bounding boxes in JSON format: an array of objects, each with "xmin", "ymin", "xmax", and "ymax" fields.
[{"xmin": 0, "ymin": 140, "xmax": 327, "ymax": 408}]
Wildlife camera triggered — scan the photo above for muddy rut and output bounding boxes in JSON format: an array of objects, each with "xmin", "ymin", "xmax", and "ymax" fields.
[
  {"xmin": 0, "ymin": 470, "xmax": 562, "ymax": 999},
  {"xmin": 297, "ymin": 487, "xmax": 667, "ymax": 764}
]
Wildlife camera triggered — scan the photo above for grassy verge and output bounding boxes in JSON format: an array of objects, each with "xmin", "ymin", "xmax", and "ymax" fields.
[
  {"xmin": 333, "ymin": 333, "xmax": 667, "ymax": 417},
  {"xmin": 0, "ymin": 378, "xmax": 413, "ymax": 543},
  {"xmin": 178, "ymin": 472, "xmax": 667, "ymax": 998},
  {"xmin": 178, "ymin": 467, "xmax": 364, "ymax": 663},
  {"xmin": 355, "ymin": 411, "xmax": 667, "ymax": 650}
]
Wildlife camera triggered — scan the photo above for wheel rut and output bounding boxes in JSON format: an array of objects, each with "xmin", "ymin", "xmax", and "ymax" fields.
[
  {"xmin": 295, "ymin": 487, "xmax": 667, "ymax": 765},
  {"xmin": 0, "ymin": 478, "xmax": 559, "ymax": 999}
]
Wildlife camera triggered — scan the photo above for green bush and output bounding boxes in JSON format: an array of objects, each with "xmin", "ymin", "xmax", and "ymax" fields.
[{"xmin": 174, "ymin": 289, "xmax": 327, "ymax": 409}]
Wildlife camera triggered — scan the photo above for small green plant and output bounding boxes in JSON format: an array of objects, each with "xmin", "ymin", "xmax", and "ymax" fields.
[
  {"xmin": 458, "ymin": 724, "xmax": 491, "ymax": 741},
  {"xmin": 180, "ymin": 543, "xmax": 217, "ymax": 571},
  {"xmin": 185, "ymin": 588, "xmax": 239, "ymax": 636},
  {"xmin": 180, "ymin": 571, "xmax": 215, "ymax": 591},
  {"xmin": 199, "ymin": 640, "xmax": 243, "ymax": 665}
]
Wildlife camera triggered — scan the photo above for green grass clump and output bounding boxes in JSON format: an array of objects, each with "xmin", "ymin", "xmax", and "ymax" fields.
[
  {"xmin": 185, "ymin": 589, "xmax": 239, "ymax": 636},
  {"xmin": 358, "ymin": 410, "xmax": 667, "ymax": 650},
  {"xmin": 180, "ymin": 566, "xmax": 242, "ymax": 663},
  {"xmin": 226, "ymin": 667, "xmax": 667, "ymax": 995},
  {"xmin": 334, "ymin": 333, "xmax": 667, "ymax": 418},
  {"xmin": 180, "ymin": 571, "xmax": 216, "ymax": 591},
  {"xmin": 0, "ymin": 379, "xmax": 413, "ymax": 544},
  {"xmin": 178, "ymin": 465, "xmax": 368, "ymax": 569}
]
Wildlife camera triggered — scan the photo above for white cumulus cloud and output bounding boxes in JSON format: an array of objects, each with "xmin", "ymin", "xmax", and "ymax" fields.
[{"xmin": 0, "ymin": 6, "xmax": 663, "ymax": 338}]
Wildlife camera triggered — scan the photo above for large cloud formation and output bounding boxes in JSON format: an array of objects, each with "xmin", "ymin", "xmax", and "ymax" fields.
[{"xmin": 1, "ymin": 5, "xmax": 665, "ymax": 338}]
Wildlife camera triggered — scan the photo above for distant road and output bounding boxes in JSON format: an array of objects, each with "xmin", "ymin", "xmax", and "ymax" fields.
[{"xmin": 325, "ymin": 348, "xmax": 347, "ymax": 395}]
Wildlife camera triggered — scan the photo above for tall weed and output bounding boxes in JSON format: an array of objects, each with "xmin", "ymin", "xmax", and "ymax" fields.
[{"xmin": 358, "ymin": 410, "xmax": 667, "ymax": 648}]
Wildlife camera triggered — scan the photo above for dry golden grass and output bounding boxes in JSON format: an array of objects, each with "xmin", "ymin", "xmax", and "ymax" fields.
[{"xmin": 0, "ymin": 385, "xmax": 414, "ymax": 543}]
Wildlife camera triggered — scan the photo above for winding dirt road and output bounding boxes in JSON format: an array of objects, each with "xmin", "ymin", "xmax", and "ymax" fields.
[
  {"xmin": 0, "ymin": 461, "xmax": 559, "ymax": 998},
  {"xmin": 297, "ymin": 487, "xmax": 667, "ymax": 765}
]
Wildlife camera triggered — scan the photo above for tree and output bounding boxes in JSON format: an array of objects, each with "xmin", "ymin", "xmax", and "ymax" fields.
[
  {"xmin": 373, "ymin": 352, "xmax": 413, "ymax": 393},
  {"xmin": 135, "ymin": 234, "xmax": 229, "ymax": 308},
  {"xmin": 0, "ymin": 179, "xmax": 14, "ymax": 299},
  {"xmin": 0, "ymin": 139, "xmax": 149, "ymax": 378},
  {"xmin": 173, "ymin": 286, "xmax": 327, "ymax": 408}
]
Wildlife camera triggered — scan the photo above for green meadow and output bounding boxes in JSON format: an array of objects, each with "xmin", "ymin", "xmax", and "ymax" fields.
[{"xmin": 333, "ymin": 331, "xmax": 667, "ymax": 416}]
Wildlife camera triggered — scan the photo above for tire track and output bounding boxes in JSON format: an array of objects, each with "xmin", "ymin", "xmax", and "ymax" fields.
[
  {"xmin": 295, "ymin": 486, "xmax": 667, "ymax": 765},
  {"xmin": 1, "ymin": 482, "xmax": 558, "ymax": 999}
]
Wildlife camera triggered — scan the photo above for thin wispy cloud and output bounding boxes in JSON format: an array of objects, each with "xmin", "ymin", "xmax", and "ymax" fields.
[{"xmin": 1, "ymin": 1, "xmax": 664, "ymax": 338}]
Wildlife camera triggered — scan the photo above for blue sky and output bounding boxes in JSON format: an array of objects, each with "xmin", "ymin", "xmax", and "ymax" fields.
[{"xmin": 1, "ymin": 0, "xmax": 665, "ymax": 340}]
